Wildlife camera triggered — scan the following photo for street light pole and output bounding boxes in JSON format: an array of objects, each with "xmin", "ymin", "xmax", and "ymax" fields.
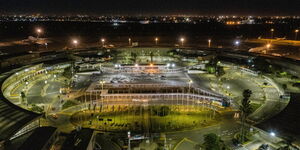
[
  {"xmin": 128, "ymin": 38, "xmax": 131, "ymax": 46},
  {"xmin": 208, "ymin": 39, "xmax": 211, "ymax": 48},
  {"xmin": 101, "ymin": 38, "xmax": 105, "ymax": 47},
  {"xmin": 35, "ymin": 28, "xmax": 43, "ymax": 51},
  {"xmin": 155, "ymin": 37, "xmax": 159, "ymax": 45},
  {"xmin": 188, "ymin": 80, "xmax": 193, "ymax": 93},
  {"xmin": 72, "ymin": 39, "xmax": 78, "ymax": 49},
  {"xmin": 234, "ymin": 40, "xmax": 240, "ymax": 49},
  {"xmin": 295, "ymin": 29, "xmax": 299, "ymax": 40},
  {"xmin": 127, "ymin": 131, "xmax": 131, "ymax": 150},
  {"xmin": 180, "ymin": 38, "xmax": 185, "ymax": 47},
  {"xmin": 36, "ymin": 28, "xmax": 42, "ymax": 39},
  {"xmin": 270, "ymin": 28, "xmax": 274, "ymax": 39},
  {"xmin": 266, "ymin": 44, "xmax": 271, "ymax": 54}
]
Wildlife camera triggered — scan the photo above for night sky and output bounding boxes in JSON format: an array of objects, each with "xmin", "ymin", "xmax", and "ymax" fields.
[{"xmin": 0, "ymin": 0, "xmax": 299, "ymax": 15}]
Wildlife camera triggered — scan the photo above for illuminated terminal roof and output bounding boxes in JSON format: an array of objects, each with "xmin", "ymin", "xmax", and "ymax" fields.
[{"xmin": 0, "ymin": 70, "xmax": 41, "ymax": 141}]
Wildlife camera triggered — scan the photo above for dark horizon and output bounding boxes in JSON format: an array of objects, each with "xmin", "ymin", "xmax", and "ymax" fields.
[{"xmin": 0, "ymin": 0, "xmax": 300, "ymax": 16}]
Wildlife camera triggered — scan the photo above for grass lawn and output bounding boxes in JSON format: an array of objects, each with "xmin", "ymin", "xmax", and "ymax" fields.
[{"xmin": 70, "ymin": 105, "xmax": 221, "ymax": 132}]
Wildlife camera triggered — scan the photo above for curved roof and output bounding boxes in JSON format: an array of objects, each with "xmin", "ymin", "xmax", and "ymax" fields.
[{"xmin": 0, "ymin": 70, "xmax": 41, "ymax": 141}]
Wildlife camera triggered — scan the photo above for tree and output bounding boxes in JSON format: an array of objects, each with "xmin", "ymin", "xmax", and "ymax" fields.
[
  {"xmin": 206, "ymin": 57, "xmax": 219, "ymax": 75},
  {"xmin": 20, "ymin": 91, "xmax": 26, "ymax": 104},
  {"xmin": 203, "ymin": 133, "xmax": 228, "ymax": 150},
  {"xmin": 130, "ymin": 52, "xmax": 138, "ymax": 63},
  {"xmin": 63, "ymin": 66, "xmax": 72, "ymax": 78},
  {"xmin": 74, "ymin": 65, "xmax": 80, "ymax": 73},
  {"xmin": 216, "ymin": 66, "xmax": 225, "ymax": 77},
  {"xmin": 282, "ymin": 84, "xmax": 287, "ymax": 91},
  {"xmin": 30, "ymin": 104, "xmax": 44, "ymax": 113},
  {"xmin": 150, "ymin": 51, "xmax": 154, "ymax": 63},
  {"xmin": 203, "ymin": 133, "xmax": 220, "ymax": 150},
  {"xmin": 239, "ymin": 89, "xmax": 253, "ymax": 143}
]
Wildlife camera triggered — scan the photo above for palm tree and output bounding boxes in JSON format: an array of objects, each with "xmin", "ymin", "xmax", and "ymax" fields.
[
  {"xmin": 239, "ymin": 89, "xmax": 253, "ymax": 143},
  {"xmin": 130, "ymin": 52, "xmax": 138, "ymax": 63},
  {"xmin": 20, "ymin": 91, "xmax": 26, "ymax": 104},
  {"xmin": 203, "ymin": 133, "xmax": 229, "ymax": 150},
  {"xmin": 150, "ymin": 51, "xmax": 154, "ymax": 63}
]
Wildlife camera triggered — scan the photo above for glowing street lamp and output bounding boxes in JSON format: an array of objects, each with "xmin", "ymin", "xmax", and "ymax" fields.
[
  {"xmin": 36, "ymin": 28, "xmax": 43, "ymax": 38},
  {"xmin": 270, "ymin": 132, "xmax": 276, "ymax": 137},
  {"xmin": 266, "ymin": 43, "xmax": 271, "ymax": 49},
  {"xmin": 295, "ymin": 29, "xmax": 299, "ymax": 40},
  {"xmin": 234, "ymin": 40, "xmax": 240, "ymax": 49},
  {"xmin": 208, "ymin": 39, "xmax": 211, "ymax": 48},
  {"xmin": 128, "ymin": 131, "xmax": 131, "ymax": 150},
  {"xmin": 180, "ymin": 37, "xmax": 185, "ymax": 46},
  {"xmin": 266, "ymin": 43, "xmax": 271, "ymax": 54},
  {"xmin": 155, "ymin": 37, "xmax": 159, "ymax": 45},
  {"xmin": 234, "ymin": 40, "xmax": 240, "ymax": 46},
  {"xmin": 72, "ymin": 39, "xmax": 79, "ymax": 48}
]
